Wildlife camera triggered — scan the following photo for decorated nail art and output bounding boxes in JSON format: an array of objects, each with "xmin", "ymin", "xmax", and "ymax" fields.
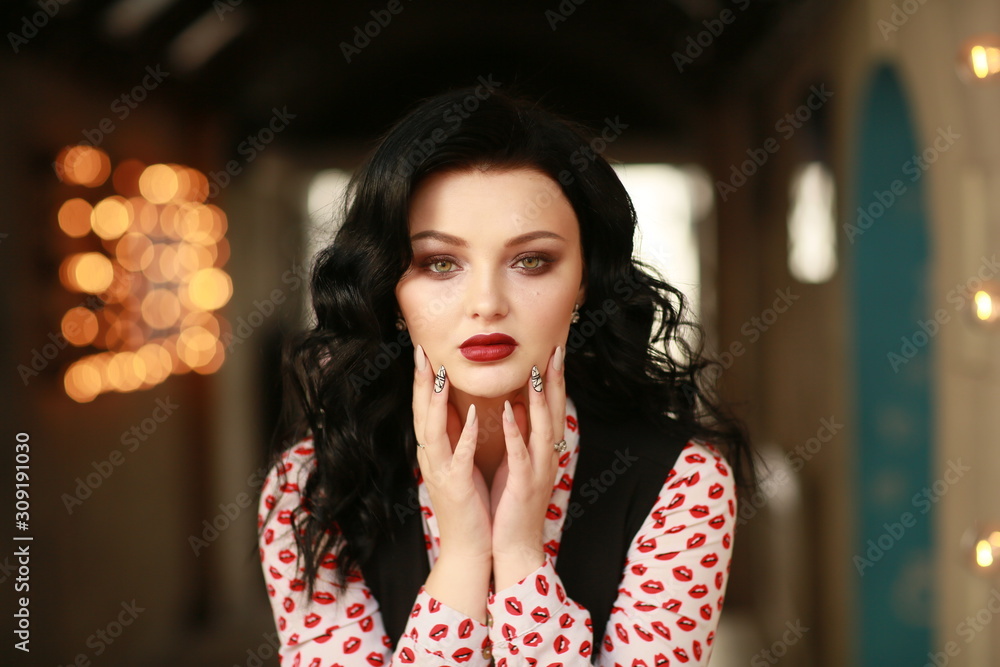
[
  {"xmin": 434, "ymin": 365, "xmax": 446, "ymax": 393},
  {"xmin": 531, "ymin": 365, "xmax": 543, "ymax": 392}
]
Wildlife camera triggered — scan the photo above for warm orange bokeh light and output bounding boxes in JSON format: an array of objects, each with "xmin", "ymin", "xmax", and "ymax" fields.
[
  {"xmin": 970, "ymin": 44, "xmax": 1000, "ymax": 79},
  {"xmin": 57, "ymin": 152, "xmax": 228, "ymax": 399},
  {"xmin": 61, "ymin": 307, "xmax": 100, "ymax": 347},
  {"xmin": 193, "ymin": 341, "xmax": 226, "ymax": 375},
  {"xmin": 71, "ymin": 252, "xmax": 114, "ymax": 294},
  {"xmin": 91, "ymin": 196, "xmax": 133, "ymax": 240},
  {"xmin": 177, "ymin": 325, "xmax": 218, "ymax": 368},
  {"xmin": 115, "ymin": 232, "xmax": 154, "ymax": 272},
  {"xmin": 57, "ymin": 146, "xmax": 111, "ymax": 187},
  {"xmin": 105, "ymin": 351, "xmax": 146, "ymax": 392},
  {"xmin": 100, "ymin": 264, "xmax": 133, "ymax": 304},
  {"xmin": 139, "ymin": 163, "xmax": 180, "ymax": 204},
  {"xmin": 136, "ymin": 343, "xmax": 173, "ymax": 384},
  {"xmin": 185, "ymin": 168, "xmax": 210, "ymax": 203},
  {"xmin": 130, "ymin": 196, "xmax": 159, "ymax": 236},
  {"xmin": 104, "ymin": 317, "xmax": 144, "ymax": 350},
  {"xmin": 177, "ymin": 203, "xmax": 214, "ymax": 244},
  {"xmin": 141, "ymin": 288, "xmax": 182, "ymax": 329},
  {"xmin": 58, "ymin": 198, "xmax": 94, "ymax": 238},
  {"xmin": 187, "ymin": 267, "xmax": 233, "ymax": 311},
  {"xmin": 64, "ymin": 359, "xmax": 103, "ymax": 403}
]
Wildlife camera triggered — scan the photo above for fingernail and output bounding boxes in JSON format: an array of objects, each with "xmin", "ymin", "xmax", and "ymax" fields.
[
  {"xmin": 531, "ymin": 365, "xmax": 543, "ymax": 393},
  {"xmin": 467, "ymin": 403, "xmax": 477, "ymax": 425},
  {"xmin": 553, "ymin": 346, "xmax": 564, "ymax": 372},
  {"xmin": 414, "ymin": 344, "xmax": 426, "ymax": 372},
  {"xmin": 434, "ymin": 365, "xmax": 446, "ymax": 393},
  {"xmin": 504, "ymin": 400, "xmax": 515, "ymax": 423}
]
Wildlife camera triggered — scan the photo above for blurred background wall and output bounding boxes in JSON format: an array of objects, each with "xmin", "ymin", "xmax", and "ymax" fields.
[{"xmin": 2, "ymin": 0, "xmax": 1000, "ymax": 665}]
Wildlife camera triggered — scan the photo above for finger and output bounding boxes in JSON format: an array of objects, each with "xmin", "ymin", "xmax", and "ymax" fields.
[
  {"xmin": 424, "ymin": 364, "xmax": 450, "ymax": 459},
  {"xmin": 451, "ymin": 403, "xmax": 479, "ymax": 472},
  {"xmin": 411, "ymin": 344, "xmax": 431, "ymax": 442},
  {"xmin": 502, "ymin": 399, "xmax": 531, "ymax": 479},
  {"xmin": 445, "ymin": 400, "xmax": 462, "ymax": 454},
  {"xmin": 512, "ymin": 399, "xmax": 529, "ymax": 440},
  {"xmin": 545, "ymin": 346, "xmax": 567, "ymax": 433},
  {"xmin": 526, "ymin": 364, "xmax": 555, "ymax": 464}
]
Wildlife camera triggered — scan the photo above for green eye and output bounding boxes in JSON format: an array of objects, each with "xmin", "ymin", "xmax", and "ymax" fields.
[
  {"xmin": 519, "ymin": 257, "xmax": 542, "ymax": 269},
  {"xmin": 429, "ymin": 259, "xmax": 454, "ymax": 273}
]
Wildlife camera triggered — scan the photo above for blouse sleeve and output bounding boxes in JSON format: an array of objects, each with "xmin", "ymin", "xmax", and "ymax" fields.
[
  {"xmin": 258, "ymin": 441, "xmax": 493, "ymax": 666},
  {"xmin": 483, "ymin": 442, "xmax": 737, "ymax": 666}
]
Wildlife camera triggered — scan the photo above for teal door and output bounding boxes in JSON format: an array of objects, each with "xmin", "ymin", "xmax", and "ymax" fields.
[{"xmin": 848, "ymin": 62, "xmax": 934, "ymax": 664}]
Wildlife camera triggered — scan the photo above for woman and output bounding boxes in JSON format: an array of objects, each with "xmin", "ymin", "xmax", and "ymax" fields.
[{"xmin": 258, "ymin": 86, "xmax": 755, "ymax": 666}]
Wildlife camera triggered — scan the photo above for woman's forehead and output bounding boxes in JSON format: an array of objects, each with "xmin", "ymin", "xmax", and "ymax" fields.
[{"xmin": 407, "ymin": 168, "xmax": 578, "ymax": 239}]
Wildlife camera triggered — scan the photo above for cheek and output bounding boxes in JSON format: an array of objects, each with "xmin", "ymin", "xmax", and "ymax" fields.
[{"xmin": 397, "ymin": 279, "xmax": 459, "ymax": 334}]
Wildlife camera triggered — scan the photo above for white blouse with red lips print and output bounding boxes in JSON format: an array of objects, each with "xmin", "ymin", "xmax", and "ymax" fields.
[{"xmin": 258, "ymin": 395, "xmax": 737, "ymax": 666}]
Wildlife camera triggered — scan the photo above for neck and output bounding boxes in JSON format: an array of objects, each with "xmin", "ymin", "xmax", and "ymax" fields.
[{"xmin": 450, "ymin": 386, "xmax": 532, "ymax": 488}]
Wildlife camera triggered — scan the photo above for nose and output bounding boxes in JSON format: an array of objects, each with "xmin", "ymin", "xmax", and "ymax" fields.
[{"xmin": 464, "ymin": 266, "xmax": 509, "ymax": 322}]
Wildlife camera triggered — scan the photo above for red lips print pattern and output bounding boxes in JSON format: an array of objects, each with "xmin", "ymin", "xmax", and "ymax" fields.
[{"xmin": 258, "ymin": 396, "xmax": 736, "ymax": 666}]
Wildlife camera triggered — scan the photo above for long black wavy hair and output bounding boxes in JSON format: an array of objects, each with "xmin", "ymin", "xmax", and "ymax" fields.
[{"xmin": 266, "ymin": 85, "xmax": 756, "ymax": 595}]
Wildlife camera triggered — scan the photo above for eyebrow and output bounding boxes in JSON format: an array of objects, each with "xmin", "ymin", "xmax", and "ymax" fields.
[{"xmin": 409, "ymin": 230, "xmax": 566, "ymax": 247}]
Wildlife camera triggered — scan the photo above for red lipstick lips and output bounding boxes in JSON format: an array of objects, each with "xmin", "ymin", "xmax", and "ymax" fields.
[{"xmin": 460, "ymin": 333, "xmax": 518, "ymax": 362}]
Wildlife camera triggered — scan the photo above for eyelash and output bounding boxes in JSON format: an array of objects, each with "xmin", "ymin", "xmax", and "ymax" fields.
[{"xmin": 419, "ymin": 254, "xmax": 553, "ymax": 276}]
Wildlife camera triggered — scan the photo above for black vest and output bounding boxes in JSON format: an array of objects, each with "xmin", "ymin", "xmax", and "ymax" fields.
[{"xmin": 361, "ymin": 403, "xmax": 689, "ymax": 661}]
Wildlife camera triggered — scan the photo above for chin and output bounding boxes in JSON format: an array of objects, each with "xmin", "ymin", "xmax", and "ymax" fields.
[{"xmin": 450, "ymin": 367, "xmax": 525, "ymax": 399}]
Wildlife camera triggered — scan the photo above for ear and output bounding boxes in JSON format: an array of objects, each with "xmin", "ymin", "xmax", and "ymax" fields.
[{"xmin": 576, "ymin": 272, "xmax": 587, "ymax": 306}]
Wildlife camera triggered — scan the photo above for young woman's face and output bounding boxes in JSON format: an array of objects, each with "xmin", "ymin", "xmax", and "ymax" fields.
[{"xmin": 396, "ymin": 168, "xmax": 586, "ymax": 399}]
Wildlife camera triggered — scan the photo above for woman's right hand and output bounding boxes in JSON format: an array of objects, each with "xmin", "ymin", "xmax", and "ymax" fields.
[{"xmin": 412, "ymin": 344, "xmax": 492, "ymax": 564}]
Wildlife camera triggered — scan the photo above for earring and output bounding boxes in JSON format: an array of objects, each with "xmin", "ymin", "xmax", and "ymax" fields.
[
  {"xmin": 571, "ymin": 303, "xmax": 580, "ymax": 324},
  {"xmin": 395, "ymin": 313, "xmax": 407, "ymax": 331}
]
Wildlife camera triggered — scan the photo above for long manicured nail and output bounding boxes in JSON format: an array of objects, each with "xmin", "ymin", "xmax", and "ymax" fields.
[
  {"xmin": 504, "ymin": 400, "xmax": 515, "ymax": 423},
  {"xmin": 434, "ymin": 365, "xmax": 446, "ymax": 393},
  {"xmin": 466, "ymin": 403, "xmax": 476, "ymax": 426},
  {"xmin": 553, "ymin": 345, "xmax": 564, "ymax": 372},
  {"xmin": 414, "ymin": 344, "xmax": 426, "ymax": 372},
  {"xmin": 531, "ymin": 365, "xmax": 543, "ymax": 392}
]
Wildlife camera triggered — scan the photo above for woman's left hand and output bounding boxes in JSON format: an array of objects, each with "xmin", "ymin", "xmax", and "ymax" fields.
[{"xmin": 489, "ymin": 345, "xmax": 566, "ymax": 590}]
